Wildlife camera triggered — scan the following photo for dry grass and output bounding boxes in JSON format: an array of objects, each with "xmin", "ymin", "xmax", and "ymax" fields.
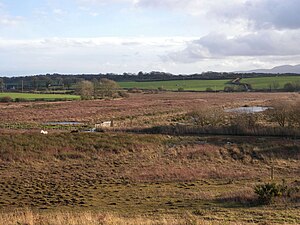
[
  {"xmin": 0, "ymin": 210, "xmax": 239, "ymax": 225},
  {"xmin": 0, "ymin": 92, "xmax": 297, "ymax": 127},
  {"xmin": 0, "ymin": 92, "xmax": 299, "ymax": 224},
  {"xmin": 0, "ymin": 133, "xmax": 299, "ymax": 224}
]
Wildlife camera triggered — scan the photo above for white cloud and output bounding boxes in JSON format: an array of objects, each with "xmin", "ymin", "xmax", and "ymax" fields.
[
  {"xmin": 135, "ymin": 0, "xmax": 300, "ymax": 30},
  {"xmin": 76, "ymin": 0, "xmax": 136, "ymax": 6},
  {"xmin": 76, "ymin": 0, "xmax": 246, "ymax": 16},
  {"xmin": 1, "ymin": 0, "xmax": 300, "ymax": 75},
  {"xmin": 0, "ymin": 2, "xmax": 23, "ymax": 27},
  {"xmin": 214, "ymin": 0, "xmax": 300, "ymax": 30},
  {"xmin": 136, "ymin": 0, "xmax": 246, "ymax": 16},
  {"xmin": 168, "ymin": 30, "xmax": 300, "ymax": 63},
  {"xmin": 89, "ymin": 12, "xmax": 99, "ymax": 17},
  {"xmin": 53, "ymin": 8, "xmax": 67, "ymax": 16},
  {"xmin": 0, "ymin": 15, "xmax": 22, "ymax": 26},
  {"xmin": 0, "ymin": 37, "xmax": 193, "ymax": 75}
]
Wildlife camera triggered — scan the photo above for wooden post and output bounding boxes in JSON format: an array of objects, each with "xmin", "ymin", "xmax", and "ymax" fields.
[
  {"xmin": 271, "ymin": 165, "xmax": 274, "ymax": 180},
  {"xmin": 111, "ymin": 120, "xmax": 114, "ymax": 128}
]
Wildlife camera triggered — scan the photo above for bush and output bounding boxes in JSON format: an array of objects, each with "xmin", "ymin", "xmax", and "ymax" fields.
[
  {"xmin": 118, "ymin": 91, "xmax": 129, "ymax": 98},
  {"xmin": 283, "ymin": 82, "xmax": 300, "ymax": 92},
  {"xmin": 178, "ymin": 87, "xmax": 184, "ymax": 92},
  {"xmin": 15, "ymin": 98, "xmax": 28, "ymax": 102},
  {"xmin": 34, "ymin": 98, "xmax": 45, "ymax": 102},
  {"xmin": 254, "ymin": 180, "xmax": 299, "ymax": 204},
  {"xmin": 267, "ymin": 100, "xmax": 300, "ymax": 128},
  {"xmin": 127, "ymin": 88, "xmax": 142, "ymax": 93},
  {"xmin": 0, "ymin": 96, "xmax": 13, "ymax": 102},
  {"xmin": 230, "ymin": 112, "xmax": 259, "ymax": 129},
  {"xmin": 290, "ymin": 100, "xmax": 300, "ymax": 127},
  {"xmin": 283, "ymin": 83, "xmax": 295, "ymax": 92},
  {"xmin": 224, "ymin": 86, "xmax": 234, "ymax": 92},
  {"xmin": 206, "ymin": 87, "xmax": 214, "ymax": 92},
  {"xmin": 254, "ymin": 182, "xmax": 284, "ymax": 204},
  {"xmin": 157, "ymin": 86, "xmax": 165, "ymax": 91},
  {"xmin": 187, "ymin": 107, "xmax": 224, "ymax": 127}
]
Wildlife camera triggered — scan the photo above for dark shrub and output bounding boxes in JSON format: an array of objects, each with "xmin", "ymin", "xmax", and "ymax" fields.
[
  {"xmin": 34, "ymin": 98, "xmax": 45, "ymax": 101},
  {"xmin": 254, "ymin": 182, "xmax": 283, "ymax": 204},
  {"xmin": 224, "ymin": 86, "xmax": 234, "ymax": 92},
  {"xmin": 254, "ymin": 180, "xmax": 299, "ymax": 204},
  {"xmin": 118, "ymin": 91, "xmax": 129, "ymax": 98},
  {"xmin": 15, "ymin": 98, "xmax": 28, "ymax": 102},
  {"xmin": 128, "ymin": 88, "xmax": 142, "ymax": 93},
  {"xmin": 283, "ymin": 83, "xmax": 295, "ymax": 92},
  {"xmin": 0, "ymin": 96, "xmax": 13, "ymax": 102}
]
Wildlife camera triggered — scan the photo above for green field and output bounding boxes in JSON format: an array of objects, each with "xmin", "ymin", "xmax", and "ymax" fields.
[
  {"xmin": 243, "ymin": 76, "xmax": 300, "ymax": 89},
  {"xmin": 119, "ymin": 79, "xmax": 230, "ymax": 91},
  {"xmin": 119, "ymin": 76, "xmax": 300, "ymax": 91},
  {"xmin": 0, "ymin": 92, "xmax": 80, "ymax": 101}
]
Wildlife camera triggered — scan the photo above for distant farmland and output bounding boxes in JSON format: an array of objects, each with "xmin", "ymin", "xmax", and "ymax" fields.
[
  {"xmin": 0, "ymin": 92, "xmax": 80, "ymax": 101},
  {"xmin": 119, "ymin": 75, "xmax": 300, "ymax": 91},
  {"xmin": 243, "ymin": 75, "xmax": 300, "ymax": 89},
  {"xmin": 119, "ymin": 79, "xmax": 230, "ymax": 91}
]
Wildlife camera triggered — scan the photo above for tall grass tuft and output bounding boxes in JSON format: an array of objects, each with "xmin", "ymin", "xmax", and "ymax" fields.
[{"xmin": 0, "ymin": 210, "xmax": 234, "ymax": 225}]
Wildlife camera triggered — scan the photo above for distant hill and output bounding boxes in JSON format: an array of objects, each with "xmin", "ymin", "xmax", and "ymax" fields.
[{"xmin": 238, "ymin": 64, "xmax": 300, "ymax": 74}]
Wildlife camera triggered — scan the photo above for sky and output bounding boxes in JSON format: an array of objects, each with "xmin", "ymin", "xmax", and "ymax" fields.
[{"xmin": 1, "ymin": 0, "xmax": 300, "ymax": 76}]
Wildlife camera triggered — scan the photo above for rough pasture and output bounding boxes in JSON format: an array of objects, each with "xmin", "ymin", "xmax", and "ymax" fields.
[
  {"xmin": 0, "ymin": 92, "xmax": 299, "ymax": 224},
  {"xmin": 0, "ymin": 92, "xmax": 297, "ymax": 126}
]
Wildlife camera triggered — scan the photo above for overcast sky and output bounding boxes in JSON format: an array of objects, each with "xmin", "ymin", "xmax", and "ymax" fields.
[{"xmin": 1, "ymin": 0, "xmax": 300, "ymax": 76}]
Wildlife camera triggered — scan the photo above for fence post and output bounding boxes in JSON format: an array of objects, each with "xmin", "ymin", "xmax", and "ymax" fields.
[{"xmin": 271, "ymin": 165, "xmax": 274, "ymax": 180}]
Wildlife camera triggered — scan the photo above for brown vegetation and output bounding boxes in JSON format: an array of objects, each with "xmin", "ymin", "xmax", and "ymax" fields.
[
  {"xmin": 0, "ymin": 92, "xmax": 297, "ymax": 126},
  {"xmin": 0, "ymin": 210, "xmax": 248, "ymax": 225},
  {"xmin": 0, "ymin": 92, "xmax": 299, "ymax": 224}
]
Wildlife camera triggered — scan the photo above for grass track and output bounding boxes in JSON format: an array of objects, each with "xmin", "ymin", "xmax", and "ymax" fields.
[{"xmin": 0, "ymin": 92, "xmax": 80, "ymax": 100}]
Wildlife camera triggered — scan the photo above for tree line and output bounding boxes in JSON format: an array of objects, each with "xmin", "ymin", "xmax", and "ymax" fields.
[{"xmin": 1, "ymin": 71, "xmax": 300, "ymax": 92}]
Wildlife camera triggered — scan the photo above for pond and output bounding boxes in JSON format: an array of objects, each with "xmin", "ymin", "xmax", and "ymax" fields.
[{"xmin": 225, "ymin": 106, "xmax": 270, "ymax": 113}]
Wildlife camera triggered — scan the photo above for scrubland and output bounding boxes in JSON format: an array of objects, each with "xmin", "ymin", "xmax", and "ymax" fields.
[{"xmin": 0, "ymin": 92, "xmax": 299, "ymax": 224}]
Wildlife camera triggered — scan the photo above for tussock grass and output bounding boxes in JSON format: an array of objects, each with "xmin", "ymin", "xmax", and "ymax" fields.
[
  {"xmin": 0, "ymin": 92, "xmax": 299, "ymax": 224},
  {"xmin": 0, "ymin": 210, "xmax": 247, "ymax": 225}
]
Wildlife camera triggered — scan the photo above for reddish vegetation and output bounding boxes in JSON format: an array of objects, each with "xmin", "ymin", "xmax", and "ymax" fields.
[
  {"xmin": 0, "ymin": 92, "xmax": 297, "ymax": 125},
  {"xmin": 0, "ymin": 92, "xmax": 299, "ymax": 223}
]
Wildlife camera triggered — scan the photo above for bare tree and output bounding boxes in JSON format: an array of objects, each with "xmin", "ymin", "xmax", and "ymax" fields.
[
  {"xmin": 76, "ymin": 80, "xmax": 94, "ymax": 100},
  {"xmin": 230, "ymin": 112, "xmax": 259, "ymax": 129},
  {"xmin": 187, "ymin": 107, "xmax": 224, "ymax": 127},
  {"xmin": 289, "ymin": 100, "xmax": 300, "ymax": 127},
  {"xmin": 94, "ymin": 78, "xmax": 119, "ymax": 99},
  {"xmin": 266, "ymin": 100, "xmax": 292, "ymax": 127}
]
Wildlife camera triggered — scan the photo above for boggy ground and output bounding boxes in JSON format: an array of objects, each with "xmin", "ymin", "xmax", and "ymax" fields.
[
  {"xmin": 0, "ymin": 92, "xmax": 298, "ymax": 128},
  {"xmin": 0, "ymin": 92, "xmax": 299, "ymax": 224},
  {"xmin": 0, "ymin": 132, "xmax": 299, "ymax": 224}
]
